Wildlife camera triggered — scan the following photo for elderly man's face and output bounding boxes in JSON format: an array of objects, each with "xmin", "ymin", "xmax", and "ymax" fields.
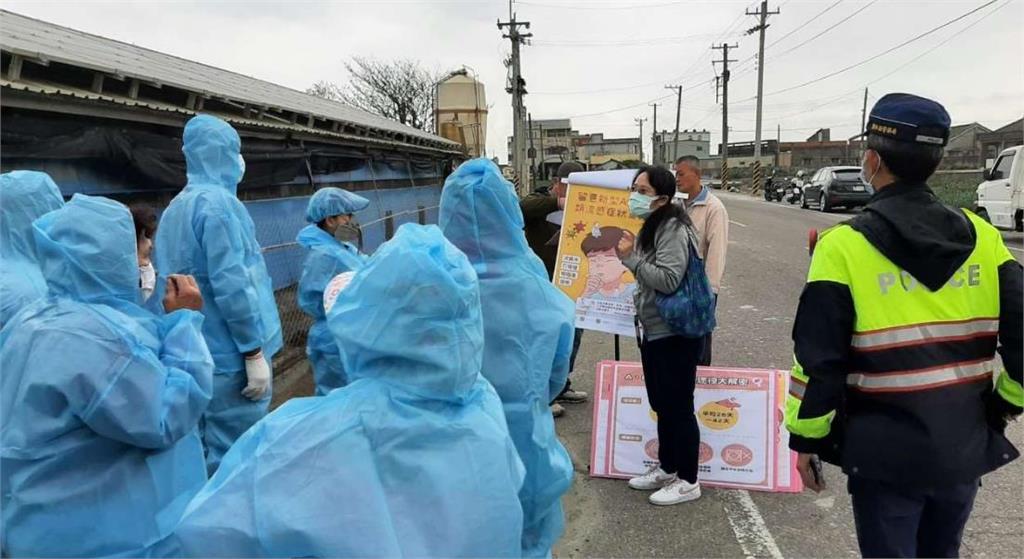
[{"xmin": 675, "ymin": 163, "xmax": 702, "ymax": 196}]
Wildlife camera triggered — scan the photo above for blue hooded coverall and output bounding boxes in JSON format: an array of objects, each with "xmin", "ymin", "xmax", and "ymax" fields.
[
  {"xmin": 153, "ymin": 115, "xmax": 282, "ymax": 473},
  {"xmin": 296, "ymin": 187, "xmax": 370, "ymax": 394},
  {"xmin": 0, "ymin": 194, "xmax": 213, "ymax": 557},
  {"xmin": 174, "ymin": 224, "xmax": 526, "ymax": 558},
  {"xmin": 439, "ymin": 158, "xmax": 576, "ymax": 558},
  {"xmin": 0, "ymin": 171, "xmax": 64, "ymax": 328}
]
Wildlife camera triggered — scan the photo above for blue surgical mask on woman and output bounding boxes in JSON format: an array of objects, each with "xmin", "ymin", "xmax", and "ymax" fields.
[{"xmin": 629, "ymin": 192, "xmax": 658, "ymax": 219}]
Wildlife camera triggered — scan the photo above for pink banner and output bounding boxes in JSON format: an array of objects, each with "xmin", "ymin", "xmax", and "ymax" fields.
[{"xmin": 590, "ymin": 360, "xmax": 802, "ymax": 493}]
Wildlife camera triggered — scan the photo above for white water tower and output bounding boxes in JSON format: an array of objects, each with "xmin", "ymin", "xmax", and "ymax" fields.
[{"xmin": 434, "ymin": 69, "xmax": 487, "ymax": 158}]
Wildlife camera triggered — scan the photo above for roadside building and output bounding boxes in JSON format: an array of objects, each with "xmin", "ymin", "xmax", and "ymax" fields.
[
  {"xmin": 778, "ymin": 129, "xmax": 863, "ymax": 174},
  {"xmin": 576, "ymin": 133, "xmax": 641, "ymax": 168},
  {"xmin": 978, "ymin": 118, "xmax": 1024, "ymax": 165},
  {"xmin": 940, "ymin": 122, "xmax": 991, "ymax": 169},
  {"xmin": 508, "ymin": 118, "xmax": 579, "ymax": 181},
  {"xmin": 653, "ymin": 129, "xmax": 710, "ymax": 165}
]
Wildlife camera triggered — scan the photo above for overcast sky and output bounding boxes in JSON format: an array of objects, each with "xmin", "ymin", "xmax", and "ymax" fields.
[{"xmin": 3, "ymin": 0, "xmax": 1022, "ymax": 162}]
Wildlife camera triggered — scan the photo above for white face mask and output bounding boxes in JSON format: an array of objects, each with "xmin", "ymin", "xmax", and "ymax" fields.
[
  {"xmin": 237, "ymin": 154, "xmax": 246, "ymax": 179},
  {"xmin": 860, "ymin": 151, "xmax": 880, "ymax": 186},
  {"xmin": 139, "ymin": 262, "xmax": 156, "ymax": 302}
]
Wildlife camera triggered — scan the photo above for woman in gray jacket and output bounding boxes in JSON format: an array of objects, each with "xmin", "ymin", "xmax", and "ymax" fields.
[{"xmin": 616, "ymin": 165, "xmax": 704, "ymax": 506}]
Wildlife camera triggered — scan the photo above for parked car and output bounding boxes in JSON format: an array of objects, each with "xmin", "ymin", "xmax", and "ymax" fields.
[
  {"xmin": 801, "ymin": 166, "xmax": 873, "ymax": 211},
  {"xmin": 975, "ymin": 145, "xmax": 1023, "ymax": 232}
]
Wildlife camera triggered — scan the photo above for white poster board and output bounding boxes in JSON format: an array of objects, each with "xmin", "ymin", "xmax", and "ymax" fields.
[
  {"xmin": 590, "ymin": 360, "xmax": 802, "ymax": 493},
  {"xmin": 553, "ymin": 170, "xmax": 643, "ymax": 337}
]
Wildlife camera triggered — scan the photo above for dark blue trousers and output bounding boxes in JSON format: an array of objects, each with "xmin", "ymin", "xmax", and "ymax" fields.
[{"xmin": 849, "ymin": 477, "xmax": 979, "ymax": 558}]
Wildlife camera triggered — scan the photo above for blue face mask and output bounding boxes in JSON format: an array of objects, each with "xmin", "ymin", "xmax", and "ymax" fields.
[{"xmin": 628, "ymin": 191, "xmax": 657, "ymax": 219}]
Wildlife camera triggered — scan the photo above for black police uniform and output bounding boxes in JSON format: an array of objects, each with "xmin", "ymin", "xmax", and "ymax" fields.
[{"xmin": 788, "ymin": 93, "xmax": 1023, "ymax": 558}]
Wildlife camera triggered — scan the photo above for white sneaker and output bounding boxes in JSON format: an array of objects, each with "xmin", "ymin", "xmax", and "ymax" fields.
[
  {"xmin": 649, "ymin": 478, "xmax": 701, "ymax": 506},
  {"xmin": 628, "ymin": 466, "xmax": 677, "ymax": 490}
]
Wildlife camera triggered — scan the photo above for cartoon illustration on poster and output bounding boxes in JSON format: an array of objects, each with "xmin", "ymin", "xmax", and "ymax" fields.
[
  {"xmin": 554, "ymin": 179, "xmax": 643, "ymax": 337},
  {"xmin": 694, "ymin": 370, "xmax": 774, "ymax": 487}
]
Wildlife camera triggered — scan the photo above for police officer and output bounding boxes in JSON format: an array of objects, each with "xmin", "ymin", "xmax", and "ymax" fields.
[{"xmin": 786, "ymin": 93, "xmax": 1022, "ymax": 558}]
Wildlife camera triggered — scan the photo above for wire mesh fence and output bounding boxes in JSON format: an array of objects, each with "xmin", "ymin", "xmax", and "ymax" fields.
[{"xmin": 247, "ymin": 189, "xmax": 443, "ymax": 375}]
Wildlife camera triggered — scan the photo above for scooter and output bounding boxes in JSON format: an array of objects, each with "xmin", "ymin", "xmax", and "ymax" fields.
[
  {"xmin": 763, "ymin": 178, "xmax": 785, "ymax": 202},
  {"xmin": 785, "ymin": 184, "xmax": 803, "ymax": 205}
]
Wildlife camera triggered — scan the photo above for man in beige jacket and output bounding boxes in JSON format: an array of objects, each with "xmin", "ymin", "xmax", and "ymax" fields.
[{"xmin": 675, "ymin": 155, "xmax": 728, "ymax": 365}]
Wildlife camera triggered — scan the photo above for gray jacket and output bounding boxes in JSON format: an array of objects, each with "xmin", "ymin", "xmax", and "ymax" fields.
[{"xmin": 621, "ymin": 217, "xmax": 696, "ymax": 341}]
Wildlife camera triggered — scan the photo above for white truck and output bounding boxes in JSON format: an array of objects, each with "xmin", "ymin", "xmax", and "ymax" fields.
[{"xmin": 976, "ymin": 145, "xmax": 1023, "ymax": 232}]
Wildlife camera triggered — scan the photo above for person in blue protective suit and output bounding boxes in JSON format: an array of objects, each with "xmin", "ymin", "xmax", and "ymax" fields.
[
  {"xmin": 0, "ymin": 170, "xmax": 64, "ymax": 328},
  {"xmin": 439, "ymin": 158, "xmax": 576, "ymax": 558},
  {"xmin": 174, "ymin": 224, "xmax": 526, "ymax": 558},
  {"xmin": 0, "ymin": 194, "xmax": 213, "ymax": 558},
  {"xmin": 297, "ymin": 187, "xmax": 370, "ymax": 395},
  {"xmin": 154, "ymin": 114, "xmax": 283, "ymax": 474}
]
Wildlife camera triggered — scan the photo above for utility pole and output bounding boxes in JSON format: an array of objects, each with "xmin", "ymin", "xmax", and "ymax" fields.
[
  {"xmin": 666, "ymin": 85, "xmax": 683, "ymax": 164},
  {"xmin": 528, "ymin": 112, "xmax": 537, "ymax": 184},
  {"xmin": 776, "ymin": 123, "xmax": 781, "ymax": 168},
  {"xmin": 498, "ymin": 4, "xmax": 531, "ymax": 195},
  {"xmin": 746, "ymin": 0, "xmax": 779, "ymax": 196},
  {"xmin": 860, "ymin": 87, "xmax": 869, "ymax": 156},
  {"xmin": 713, "ymin": 43, "xmax": 738, "ymax": 191},
  {"xmin": 635, "ymin": 117, "xmax": 648, "ymax": 163},
  {"xmin": 538, "ymin": 123, "xmax": 545, "ymax": 180},
  {"xmin": 650, "ymin": 103, "xmax": 660, "ymax": 165}
]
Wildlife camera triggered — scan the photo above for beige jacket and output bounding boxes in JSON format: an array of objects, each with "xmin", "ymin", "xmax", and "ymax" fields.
[{"xmin": 684, "ymin": 188, "xmax": 729, "ymax": 293}]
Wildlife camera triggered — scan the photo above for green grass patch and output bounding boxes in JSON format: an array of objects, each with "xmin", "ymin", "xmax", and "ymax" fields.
[{"xmin": 930, "ymin": 171, "xmax": 983, "ymax": 209}]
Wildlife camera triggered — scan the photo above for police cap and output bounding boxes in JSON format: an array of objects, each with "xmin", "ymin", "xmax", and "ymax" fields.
[{"xmin": 866, "ymin": 93, "xmax": 951, "ymax": 147}]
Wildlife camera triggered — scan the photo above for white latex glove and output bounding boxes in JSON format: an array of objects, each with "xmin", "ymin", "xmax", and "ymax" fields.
[{"xmin": 242, "ymin": 350, "xmax": 271, "ymax": 401}]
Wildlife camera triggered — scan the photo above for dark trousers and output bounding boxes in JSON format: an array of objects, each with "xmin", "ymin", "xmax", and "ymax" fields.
[
  {"xmin": 698, "ymin": 331, "xmax": 713, "ymax": 366},
  {"xmin": 849, "ymin": 477, "xmax": 979, "ymax": 558},
  {"xmin": 559, "ymin": 328, "xmax": 585, "ymax": 397},
  {"xmin": 699, "ymin": 295, "xmax": 717, "ymax": 366},
  {"xmin": 640, "ymin": 335, "xmax": 703, "ymax": 483}
]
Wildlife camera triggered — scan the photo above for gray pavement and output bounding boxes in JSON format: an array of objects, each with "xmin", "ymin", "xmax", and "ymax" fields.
[{"xmin": 552, "ymin": 190, "xmax": 1024, "ymax": 558}]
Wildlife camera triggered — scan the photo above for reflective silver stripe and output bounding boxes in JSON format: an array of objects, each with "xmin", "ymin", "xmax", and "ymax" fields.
[
  {"xmin": 789, "ymin": 378, "xmax": 806, "ymax": 399},
  {"xmin": 852, "ymin": 318, "xmax": 999, "ymax": 350},
  {"xmin": 847, "ymin": 359, "xmax": 996, "ymax": 392}
]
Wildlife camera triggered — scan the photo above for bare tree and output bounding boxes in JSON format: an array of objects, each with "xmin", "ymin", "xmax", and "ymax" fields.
[
  {"xmin": 306, "ymin": 80, "xmax": 344, "ymax": 102},
  {"xmin": 307, "ymin": 57, "xmax": 442, "ymax": 132}
]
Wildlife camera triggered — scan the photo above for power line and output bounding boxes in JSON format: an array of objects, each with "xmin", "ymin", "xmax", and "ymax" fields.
[
  {"xmin": 532, "ymin": 32, "xmax": 719, "ymax": 48},
  {"xmin": 728, "ymin": 0, "xmax": 845, "ymax": 76},
  {"xmin": 517, "ymin": 0, "xmax": 689, "ymax": 10},
  {"xmin": 728, "ymin": 0, "xmax": 869, "ymax": 79},
  {"xmin": 742, "ymin": 0, "xmax": 1009, "ymax": 134},
  {"xmin": 771, "ymin": 0, "xmax": 877, "ymax": 59},
  {"xmin": 558, "ymin": 93, "xmax": 675, "ymax": 120},
  {"xmin": 767, "ymin": 0, "xmax": 843, "ymax": 49},
  {"xmin": 860, "ymin": 0, "xmax": 1010, "ymax": 87},
  {"xmin": 531, "ymin": 75, "xmax": 715, "ymax": 97},
  {"xmin": 754, "ymin": 0, "xmax": 1001, "ymax": 100}
]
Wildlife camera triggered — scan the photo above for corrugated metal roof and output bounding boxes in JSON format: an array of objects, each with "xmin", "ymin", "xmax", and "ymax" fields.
[
  {"xmin": 1, "ymin": 78, "xmax": 460, "ymax": 153},
  {"xmin": 0, "ymin": 9, "xmax": 458, "ymax": 148}
]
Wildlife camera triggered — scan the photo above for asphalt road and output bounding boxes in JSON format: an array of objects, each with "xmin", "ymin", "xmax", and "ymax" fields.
[
  {"xmin": 552, "ymin": 190, "xmax": 1023, "ymax": 558},
  {"xmin": 271, "ymin": 190, "xmax": 1023, "ymax": 557}
]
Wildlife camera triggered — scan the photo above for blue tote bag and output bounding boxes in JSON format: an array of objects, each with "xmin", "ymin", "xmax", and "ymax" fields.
[{"xmin": 654, "ymin": 235, "xmax": 717, "ymax": 338}]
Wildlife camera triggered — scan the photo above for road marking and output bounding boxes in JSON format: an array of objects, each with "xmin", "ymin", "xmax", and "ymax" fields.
[
  {"xmin": 723, "ymin": 490, "xmax": 785, "ymax": 559},
  {"xmin": 730, "ymin": 220, "xmax": 748, "ymax": 228}
]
